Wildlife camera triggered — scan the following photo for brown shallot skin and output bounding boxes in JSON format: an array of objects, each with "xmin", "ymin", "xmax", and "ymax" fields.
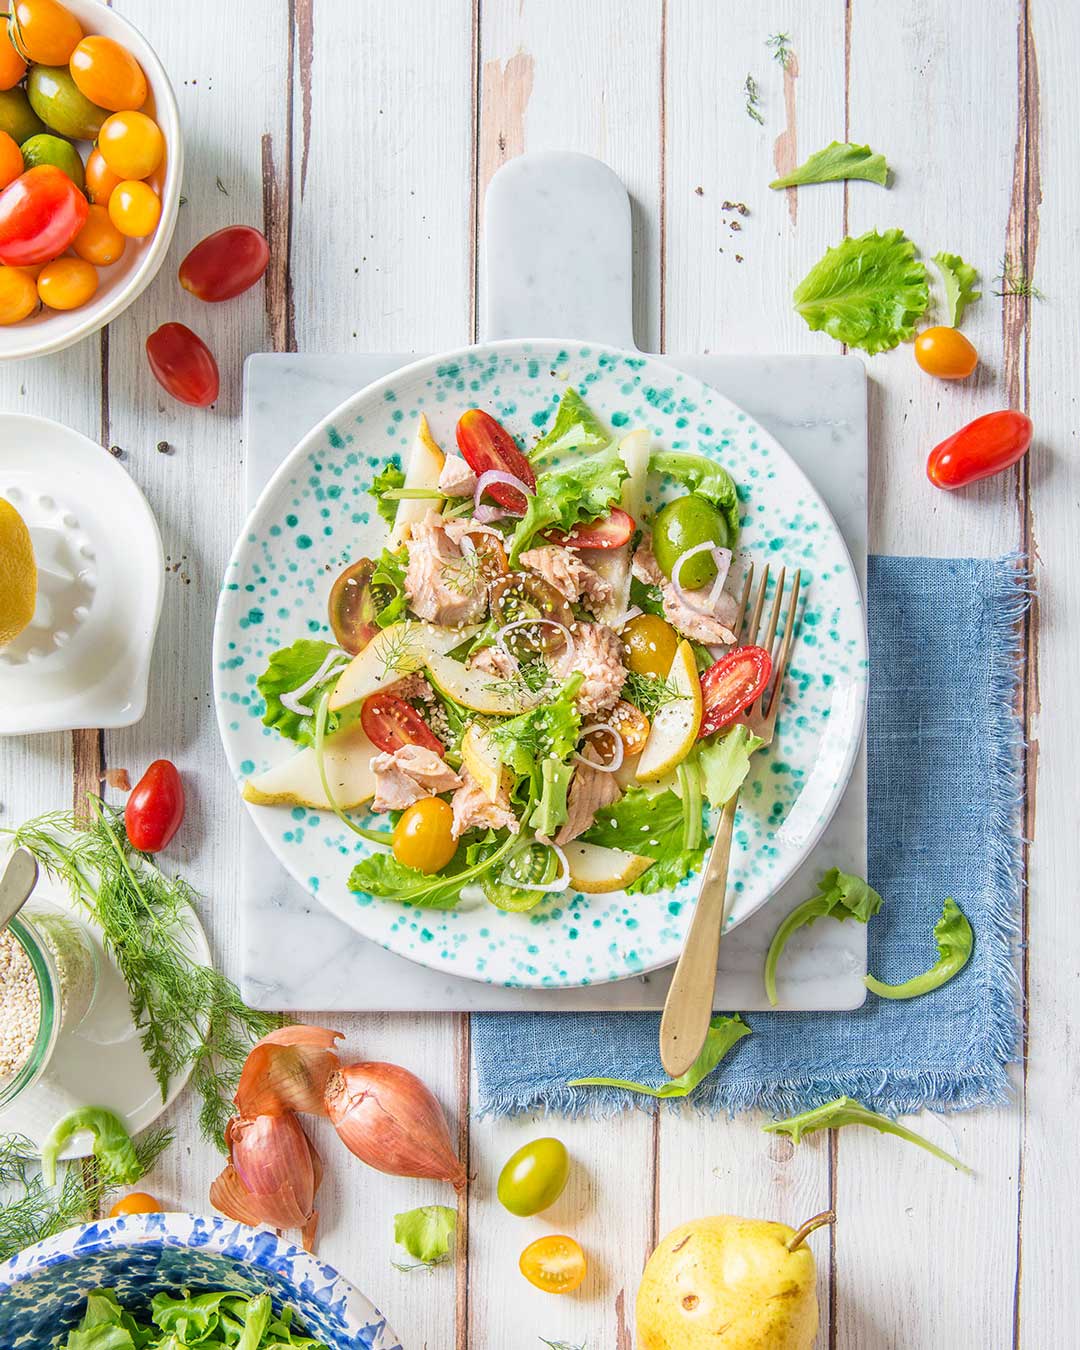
[
  {"xmin": 210, "ymin": 1112, "xmax": 323, "ymax": 1251},
  {"xmin": 325, "ymin": 1061, "xmax": 467, "ymax": 1190}
]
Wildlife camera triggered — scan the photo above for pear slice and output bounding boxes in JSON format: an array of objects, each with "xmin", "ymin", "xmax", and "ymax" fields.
[
  {"xmin": 635, "ymin": 639, "xmax": 702, "ymax": 782},
  {"xmin": 388, "ymin": 414, "xmax": 446, "ymax": 549},
  {"xmin": 460, "ymin": 723, "xmax": 507, "ymax": 801},
  {"xmin": 425, "ymin": 649, "xmax": 539, "ymax": 715},
  {"xmin": 591, "ymin": 429, "xmax": 653, "ymax": 627},
  {"xmin": 243, "ymin": 723, "xmax": 377, "ymax": 809},
  {"xmin": 564, "ymin": 842, "xmax": 653, "ymax": 894},
  {"xmin": 329, "ymin": 621, "xmax": 477, "ymax": 712}
]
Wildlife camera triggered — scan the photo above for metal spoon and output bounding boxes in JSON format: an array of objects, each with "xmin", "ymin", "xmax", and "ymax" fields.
[{"xmin": 0, "ymin": 847, "xmax": 39, "ymax": 935}]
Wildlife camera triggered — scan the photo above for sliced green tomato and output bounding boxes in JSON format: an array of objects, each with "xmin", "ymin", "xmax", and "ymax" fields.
[
  {"xmin": 329, "ymin": 621, "xmax": 479, "ymax": 712},
  {"xmin": 481, "ymin": 838, "xmax": 559, "ymax": 911}
]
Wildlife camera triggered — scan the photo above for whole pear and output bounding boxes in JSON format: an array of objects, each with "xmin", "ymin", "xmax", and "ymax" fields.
[{"xmin": 636, "ymin": 1211, "xmax": 832, "ymax": 1349}]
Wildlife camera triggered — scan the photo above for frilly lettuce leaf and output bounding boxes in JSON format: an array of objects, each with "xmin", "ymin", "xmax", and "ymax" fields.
[
  {"xmin": 770, "ymin": 140, "xmax": 889, "ymax": 189},
  {"xmin": 698, "ymin": 724, "xmax": 764, "ymax": 808},
  {"xmin": 581, "ymin": 786, "xmax": 704, "ymax": 894},
  {"xmin": 394, "ymin": 1204, "xmax": 457, "ymax": 1267},
  {"xmin": 932, "ymin": 251, "xmax": 981, "ymax": 327},
  {"xmin": 369, "ymin": 459, "xmax": 406, "ymax": 526},
  {"xmin": 257, "ymin": 639, "xmax": 344, "ymax": 747},
  {"xmin": 507, "ymin": 441, "xmax": 627, "ymax": 565},
  {"xmin": 864, "ymin": 897, "xmax": 972, "ymax": 1000},
  {"xmin": 569, "ymin": 1014, "xmax": 751, "ymax": 1098},
  {"xmin": 648, "ymin": 451, "xmax": 741, "ymax": 548},
  {"xmin": 764, "ymin": 868, "xmax": 883, "ymax": 1005},
  {"xmin": 530, "ymin": 386, "xmax": 610, "ymax": 463}
]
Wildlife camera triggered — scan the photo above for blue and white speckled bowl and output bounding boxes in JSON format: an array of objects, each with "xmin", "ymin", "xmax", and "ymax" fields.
[{"xmin": 0, "ymin": 1213, "xmax": 402, "ymax": 1350}]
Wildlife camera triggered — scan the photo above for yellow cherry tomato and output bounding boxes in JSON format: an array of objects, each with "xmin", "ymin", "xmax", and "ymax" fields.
[
  {"xmin": 108, "ymin": 179, "xmax": 160, "ymax": 238},
  {"xmin": 392, "ymin": 797, "xmax": 456, "ymax": 875},
  {"xmin": 621, "ymin": 612, "xmax": 679, "ymax": 679},
  {"xmin": 8, "ymin": 0, "xmax": 83, "ymax": 65},
  {"xmin": 914, "ymin": 326, "xmax": 978, "ymax": 380},
  {"xmin": 0, "ymin": 128, "xmax": 23, "ymax": 190},
  {"xmin": 37, "ymin": 256, "xmax": 98, "ymax": 310},
  {"xmin": 85, "ymin": 147, "xmax": 121, "ymax": 204},
  {"xmin": 72, "ymin": 203, "xmax": 125, "ymax": 266},
  {"xmin": 98, "ymin": 110, "xmax": 163, "ymax": 180},
  {"xmin": 518, "ymin": 1234, "xmax": 588, "ymax": 1295},
  {"xmin": 108, "ymin": 1191, "xmax": 162, "ymax": 1217},
  {"xmin": 0, "ymin": 264, "xmax": 39, "ymax": 323},
  {"xmin": 69, "ymin": 35, "xmax": 147, "ymax": 112},
  {"xmin": 0, "ymin": 34, "xmax": 27, "ymax": 90}
]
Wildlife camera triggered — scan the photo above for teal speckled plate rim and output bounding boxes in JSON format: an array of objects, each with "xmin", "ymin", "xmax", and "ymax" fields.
[{"xmin": 213, "ymin": 339, "xmax": 867, "ymax": 990}]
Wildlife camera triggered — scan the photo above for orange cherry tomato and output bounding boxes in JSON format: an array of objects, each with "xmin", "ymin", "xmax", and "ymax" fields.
[
  {"xmin": 0, "ymin": 263, "xmax": 38, "ymax": 322},
  {"xmin": 72, "ymin": 203, "xmax": 125, "ymax": 266},
  {"xmin": 926, "ymin": 410, "xmax": 1033, "ymax": 490},
  {"xmin": 0, "ymin": 35, "xmax": 27, "ymax": 90},
  {"xmin": 518, "ymin": 1234, "xmax": 588, "ymax": 1295},
  {"xmin": 108, "ymin": 179, "xmax": 160, "ymax": 238},
  {"xmin": 108, "ymin": 1191, "xmax": 162, "ymax": 1217},
  {"xmin": 392, "ymin": 797, "xmax": 457, "ymax": 874},
  {"xmin": 37, "ymin": 255, "xmax": 97, "ymax": 310},
  {"xmin": 914, "ymin": 326, "xmax": 978, "ymax": 380},
  {"xmin": 69, "ymin": 35, "xmax": 147, "ymax": 112},
  {"xmin": 0, "ymin": 130, "xmax": 23, "ymax": 191},
  {"xmin": 85, "ymin": 147, "xmax": 120, "ymax": 205},
  {"xmin": 98, "ymin": 110, "xmax": 163, "ymax": 180},
  {"xmin": 622, "ymin": 613, "xmax": 678, "ymax": 679},
  {"xmin": 8, "ymin": 0, "xmax": 83, "ymax": 65}
]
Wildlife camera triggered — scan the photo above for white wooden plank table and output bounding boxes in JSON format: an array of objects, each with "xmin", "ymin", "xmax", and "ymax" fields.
[{"xmin": 0, "ymin": 2, "xmax": 1069, "ymax": 1346}]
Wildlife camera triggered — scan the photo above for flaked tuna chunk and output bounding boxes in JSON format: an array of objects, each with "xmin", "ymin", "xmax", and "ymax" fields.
[
  {"xmin": 555, "ymin": 760, "xmax": 623, "ymax": 845},
  {"xmin": 370, "ymin": 745, "xmax": 462, "ymax": 813},
  {"xmin": 549, "ymin": 622, "xmax": 626, "ymax": 718},
  {"xmin": 403, "ymin": 509, "xmax": 490, "ymax": 627},
  {"xmin": 437, "ymin": 454, "xmax": 478, "ymax": 498},
  {"xmin": 632, "ymin": 535, "xmax": 738, "ymax": 646},
  {"xmin": 519, "ymin": 545, "xmax": 613, "ymax": 611},
  {"xmin": 450, "ymin": 767, "xmax": 520, "ymax": 839},
  {"xmin": 467, "ymin": 644, "xmax": 519, "ymax": 680},
  {"xmin": 387, "ymin": 672, "xmax": 436, "ymax": 704}
]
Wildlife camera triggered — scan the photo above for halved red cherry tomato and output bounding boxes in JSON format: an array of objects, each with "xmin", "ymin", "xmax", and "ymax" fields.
[
  {"xmin": 145, "ymin": 323, "xmax": 219, "ymax": 407},
  {"xmin": 361, "ymin": 691, "xmax": 444, "ymax": 755},
  {"xmin": 456, "ymin": 408, "xmax": 536, "ymax": 513},
  {"xmin": 125, "ymin": 759, "xmax": 185, "ymax": 853},
  {"xmin": 926, "ymin": 410, "xmax": 1032, "ymax": 490},
  {"xmin": 0, "ymin": 165, "xmax": 88, "ymax": 266},
  {"xmin": 179, "ymin": 225, "xmax": 270, "ymax": 302},
  {"xmin": 543, "ymin": 506, "xmax": 635, "ymax": 549},
  {"xmin": 699, "ymin": 644, "xmax": 772, "ymax": 737},
  {"xmin": 518, "ymin": 1234, "xmax": 588, "ymax": 1295}
]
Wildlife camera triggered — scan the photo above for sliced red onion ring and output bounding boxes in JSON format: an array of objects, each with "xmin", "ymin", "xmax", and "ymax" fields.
[
  {"xmin": 280, "ymin": 648, "xmax": 349, "ymax": 716},
  {"xmin": 671, "ymin": 541, "xmax": 734, "ymax": 618},
  {"xmin": 574, "ymin": 723, "xmax": 625, "ymax": 773},
  {"xmin": 499, "ymin": 839, "xmax": 571, "ymax": 893},
  {"xmin": 474, "ymin": 469, "xmax": 532, "ymax": 522},
  {"xmin": 494, "ymin": 618, "xmax": 575, "ymax": 665}
]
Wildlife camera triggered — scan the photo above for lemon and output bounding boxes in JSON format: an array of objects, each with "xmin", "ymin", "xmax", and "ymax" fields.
[{"xmin": 0, "ymin": 499, "xmax": 36, "ymax": 646}]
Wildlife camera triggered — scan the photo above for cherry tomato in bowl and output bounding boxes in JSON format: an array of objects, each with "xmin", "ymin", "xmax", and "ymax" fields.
[
  {"xmin": 361, "ymin": 691, "xmax": 444, "ymax": 755},
  {"xmin": 8, "ymin": 0, "xmax": 83, "ymax": 66},
  {"xmin": 519, "ymin": 1234, "xmax": 587, "ymax": 1295},
  {"xmin": 699, "ymin": 644, "xmax": 772, "ymax": 737},
  {"xmin": 125, "ymin": 759, "xmax": 185, "ymax": 853},
  {"xmin": 145, "ymin": 322, "xmax": 219, "ymax": 406},
  {"xmin": 914, "ymin": 326, "xmax": 978, "ymax": 380},
  {"xmin": 0, "ymin": 164, "xmax": 87, "ymax": 266},
  {"xmin": 926, "ymin": 409, "xmax": 1032, "ymax": 490},
  {"xmin": 456, "ymin": 408, "xmax": 536, "ymax": 513},
  {"xmin": 543, "ymin": 506, "xmax": 635, "ymax": 549},
  {"xmin": 69, "ymin": 35, "xmax": 148, "ymax": 112},
  {"xmin": 179, "ymin": 225, "xmax": 270, "ymax": 302}
]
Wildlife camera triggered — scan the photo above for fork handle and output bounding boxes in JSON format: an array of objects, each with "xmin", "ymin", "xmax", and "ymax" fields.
[{"xmin": 659, "ymin": 793, "xmax": 739, "ymax": 1077}]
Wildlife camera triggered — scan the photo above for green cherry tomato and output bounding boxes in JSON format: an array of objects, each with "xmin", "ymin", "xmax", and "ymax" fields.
[
  {"xmin": 652, "ymin": 494, "xmax": 729, "ymax": 590},
  {"xmin": 27, "ymin": 64, "xmax": 108, "ymax": 141},
  {"xmin": 20, "ymin": 134, "xmax": 84, "ymax": 190},
  {"xmin": 0, "ymin": 87, "xmax": 45, "ymax": 145},
  {"xmin": 497, "ymin": 1136, "xmax": 570, "ymax": 1217}
]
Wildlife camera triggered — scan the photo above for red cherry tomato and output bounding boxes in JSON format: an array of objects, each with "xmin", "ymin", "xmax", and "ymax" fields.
[
  {"xmin": 926, "ymin": 410, "xmax": 1032, "ymax": 490},
  {"xmin": 146, "ymin": 323, "xmax": 220, "ymax": 407},
  {"xmin": 699, "ymin": 645, "xmax": 773, "ymax": 737},
  {"xmin": 0, "ymin": 165, "xmax": 88, "ymax": 266},
  {"xmin": 455, "ymin": 409, "xmax": 536, "ymax": 513},
  {"xmin": 125, "ymin": 759, "xmax": 185, "ymax": 853},
  {"xmin": 179, "ymin": 225, "xmax": 270, "ymax": 302},
  {"xmin": 361, "ymin": 692, "xmax": 444, "ymax": 755},
  {"xmin": 543, "ymin": 507, "xmax": 635, "ymax": 549}
]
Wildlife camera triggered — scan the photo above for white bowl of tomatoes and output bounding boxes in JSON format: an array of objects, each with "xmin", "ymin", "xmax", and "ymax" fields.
[{"xmin": 0, "ymin": 0, "xmax": 181, "ymax": 361}]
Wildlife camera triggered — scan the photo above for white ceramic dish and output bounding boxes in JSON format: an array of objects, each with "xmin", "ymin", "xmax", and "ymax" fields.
[
  {"xmin": 0, "ymin": 0, "xmax": 182, "ymax": 362},
  {"xmin": 0, "ymin": 412, "xmax": 164, "ymax": 734},
  {"xmin": 214, "ymin": 339, "xmax": 868, "ymax": 989}
]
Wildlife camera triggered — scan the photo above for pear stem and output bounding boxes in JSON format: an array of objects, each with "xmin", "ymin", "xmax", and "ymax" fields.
[{"xmin": 786, "ymin": 1209, "xmax": 836, "ymax": 1252}]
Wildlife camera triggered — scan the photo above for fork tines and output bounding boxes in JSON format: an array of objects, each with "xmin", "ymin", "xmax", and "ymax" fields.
[{"xmin": 734, "ymin": 562, "xmax": 803, "ymax": 724}]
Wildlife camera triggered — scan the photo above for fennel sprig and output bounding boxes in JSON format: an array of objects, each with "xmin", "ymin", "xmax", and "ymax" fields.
[{"xmin": 5, "ymin": 802, "xmax": 282, "ymax": 1148}]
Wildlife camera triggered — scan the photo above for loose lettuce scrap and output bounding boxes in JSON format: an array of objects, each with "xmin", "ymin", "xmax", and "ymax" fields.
[
  {"xmin": 369, "ymin": 460, "xmax": 406, "ymax": 526},
  {"xmin": 257, "ymin": 639, "xmax": 345, "ymax": 747},
  {"xmin": 41, "ymin": 1107, "xmax": 141, "ymax": 1188},
  {"xmin": 764, "ymin": 868, "xmax": 883, "ymax": 1005},
  {"xmin": 507, "ymin": 441, "xmax": 627, "ymax": 565},
  {"xmin": 764, "ymin": 1096, "xmax": 971, "ymax": 1173},
  {"xmin": 394, "ymin": 1204, "xmax": 457, "ymax": 1268},
  {"xmin": 864, "ymin": 897, "xmax": 972, "ymax": 1000},
  {"xmin": 770, "ymin": 140, "xmax": 889, "ymax": 189},
  {"xmin": 569, "ymin": 1014, "xmax": 751, "ymax": 1099},
  {"xmin": 530, "ymin": 386, "xmax": 610, "ymax": 463},
  {"xmin": 581, "ymin": 786, "xmax": 704, "ymax": 894},
  {"xmin": 649, "ymin": 450, "xmax": 741, "ymax": 550},
  {"xmin": 793, "ymin": 227, "xmax": 930, "ymax": 353},
  {"xmin": 932, "ymin": 251, "xmax": 981, "ymax": 327}
]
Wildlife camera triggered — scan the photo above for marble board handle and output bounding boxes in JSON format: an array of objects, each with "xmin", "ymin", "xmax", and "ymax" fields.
[{"xmin": 481, "ymin": 151, "xmax": 637, "ymax": 350}]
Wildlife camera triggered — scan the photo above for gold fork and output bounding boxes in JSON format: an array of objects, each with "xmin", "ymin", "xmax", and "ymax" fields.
[{"xmin": 659, "ymin": 564, "xmax": 803, "ymax": 1077}]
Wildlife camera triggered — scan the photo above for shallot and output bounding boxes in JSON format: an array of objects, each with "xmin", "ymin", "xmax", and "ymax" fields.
[
  {"xmin": 210, "ymin": 1112, "xmax": 323, "ymax": 1252},
  {"xmin": 234, "ymin": 1023, "xmax": 343, "ymax": 1117}
]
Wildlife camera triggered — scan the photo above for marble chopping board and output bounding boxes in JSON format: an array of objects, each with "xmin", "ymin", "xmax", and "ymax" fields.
[{"xmin": 238, "ymin": 152, "xmax": 868, "ymax": 1013}]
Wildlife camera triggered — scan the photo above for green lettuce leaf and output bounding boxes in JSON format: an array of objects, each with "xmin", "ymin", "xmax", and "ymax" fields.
[
  {"xmin": 507, "ymin": 442, "xmax": 627, "ymax": 565},
  {"xmin": 372, "ymin": 546, "xmax": 408, "ymax": 629},
  {"xmin": 793, "ymin": 227, "xmax": 930, "ymax": 353},
  {"xmin": 394, "ymin": 1204, "xmax": 457, "ymax": 1266},
  {"xmin": 648, "ymin": 451, "xmax": 741, "ymax": 548},
  {"xmin": 581, "ymin": 786, "xmax": 704, "ymax": 894},
  {"xmin": 257, "ymin": 639, "xmax": 345, "ymax": 747},
  {"xmin": 763, "ymin": 1095, "xmax": 971, "ymax": 1172},
  {"xmin": 530, "ymin": 386, "xmax": 610, "ymax": 464},
  {"xmin": 932, "ymin": 251, "xmax": 981, "ymax": 327},
  {"xmin": 864, "ymin": 897, "xmax": 972, "ymax": 1000},
  {"xmin": 489, "ymin": 674, "xmax": 583, "ymax": 835},
  {"xmin": 369, "ymin": 460, "xmax": 406, "ymax": 526},
  {"xmin": 569, "ymin": 1014, "xmax": 751, "ymax": 1098},
  {"xmin": 764, "ymin": 868, "xmax": 883, "ymax": 1004},
  {"xmin": 629, "ymin": 574, "xmax": 665, "ymax": 618},
  {"xmin": 698, "ymin": 725, "xmax": 764, "ymax": 808},
  {"xmin": 770, "ymin": 140, "xmax": 889, "ymax": 189}
]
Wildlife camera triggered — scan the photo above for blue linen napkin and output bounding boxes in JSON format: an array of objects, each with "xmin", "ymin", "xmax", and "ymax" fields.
[{"xmin": 472, "ymin": 555, "xmax": 1028, "ymax": 1119}]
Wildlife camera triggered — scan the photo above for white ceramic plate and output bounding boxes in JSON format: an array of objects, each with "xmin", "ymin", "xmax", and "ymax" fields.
[{"xmin": 214, "ymin": 340, "xmax": 867, "ymax": 988}]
